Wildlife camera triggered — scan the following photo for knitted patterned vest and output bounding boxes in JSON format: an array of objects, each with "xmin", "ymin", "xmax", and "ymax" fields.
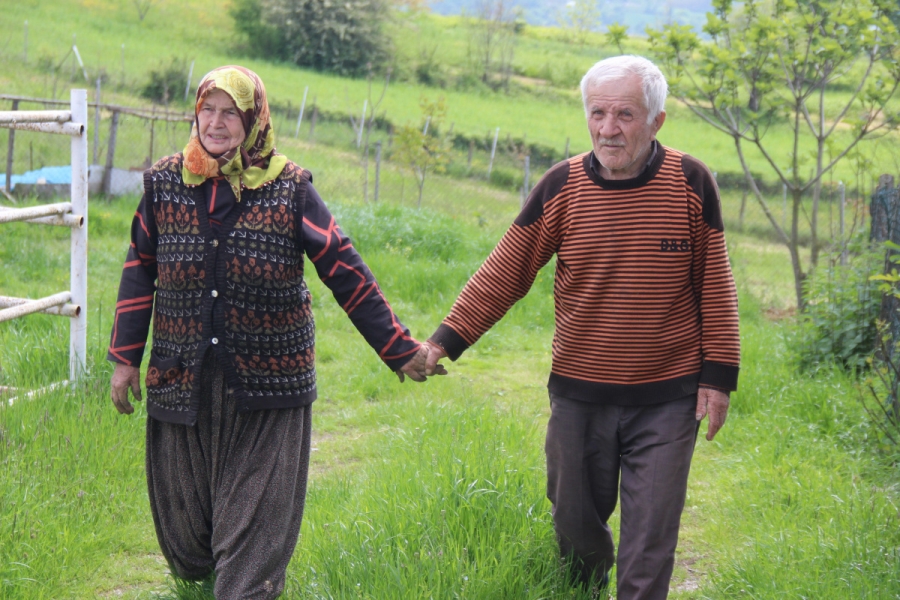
[{"xmin": 144, "ymin": 154, "xmax": 315, "ymax": 424}]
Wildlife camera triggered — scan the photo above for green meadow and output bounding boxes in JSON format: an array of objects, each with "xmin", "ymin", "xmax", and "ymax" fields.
[{"xmin": 2, "ymin": 1, "xmax": 900, "ymax": 598}]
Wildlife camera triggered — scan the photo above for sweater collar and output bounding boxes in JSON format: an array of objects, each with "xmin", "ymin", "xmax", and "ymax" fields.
[{"xmin": 585, "ymin": 140, "xmax": 665, "ymax": 190}]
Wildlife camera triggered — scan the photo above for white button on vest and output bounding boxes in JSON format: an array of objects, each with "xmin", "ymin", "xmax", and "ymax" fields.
[
  {"xmin": 211, "ymin": 239, "xmax": 219, "ymax": 247},
  {"xmin": 211, "ymin": 290, "xmax": 218, "ymax": 298},
  {"xmin": 211, "ymin": 338, "xmax": 219, "ymax": 345}
]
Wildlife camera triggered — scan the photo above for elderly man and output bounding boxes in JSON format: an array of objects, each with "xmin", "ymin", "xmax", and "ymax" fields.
[{"xmin": 424, "ymin": 55, "xmax": 740, "ymax": 599}]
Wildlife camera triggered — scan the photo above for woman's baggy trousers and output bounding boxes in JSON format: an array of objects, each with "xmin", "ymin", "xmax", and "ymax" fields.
[
  {"xmin": 545, "ymin": 393, "xmax": 699, "ymax": 600},
  {"xmin": 146, "ymin": 354, "xmax": 312, "ymax": 600}
]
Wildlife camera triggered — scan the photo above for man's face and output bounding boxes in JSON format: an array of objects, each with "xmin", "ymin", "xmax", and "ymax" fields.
[
  {"xmin": 585, "ymin": 74, "xmax": 665, "ymax": 180},
  {"xmin": 197, "ymin": 89, "xmax": 247, "ymax": 156}
]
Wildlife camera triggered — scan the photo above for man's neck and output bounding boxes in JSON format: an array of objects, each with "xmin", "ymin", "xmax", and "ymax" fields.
[{"xmin": 592, "ymin": 141, "xmax": 658, "ymax": 181}]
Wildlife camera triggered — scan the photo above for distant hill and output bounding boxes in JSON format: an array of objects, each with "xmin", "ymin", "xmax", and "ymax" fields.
[{"xmin": 428, "ymin": 0, "xmax": 713, "ymax": 34}]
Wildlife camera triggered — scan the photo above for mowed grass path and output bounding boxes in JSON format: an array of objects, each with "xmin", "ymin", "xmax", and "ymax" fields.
[{"xmin": 1, "ymin": 143, "xmax": 899, "ymax": 598}]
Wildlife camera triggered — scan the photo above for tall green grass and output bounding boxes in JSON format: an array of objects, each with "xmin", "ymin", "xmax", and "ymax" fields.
[
  {"xmin": 0, "ymin": 170, "xmax": 900, "ymax": 600},
  {"xmin": 1, "ymin": 130, "xmax": 899, "ymax": 599}
]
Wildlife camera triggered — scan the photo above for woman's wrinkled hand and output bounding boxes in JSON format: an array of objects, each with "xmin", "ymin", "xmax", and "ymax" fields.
[
  {"xmin": 396, "ymin": 343, "xmax": 448, "ymax": 383},
  {"xmin": 111, "ymin": 363, "xmax": 142, "ymax": 414}
]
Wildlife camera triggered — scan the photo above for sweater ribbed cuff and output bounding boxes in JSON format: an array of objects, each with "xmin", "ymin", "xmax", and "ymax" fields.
[
  {"xmin": 699, "ymin": 360, "xmax": 739, "ymax": 392},
  {"xmin": 428, "ymin": 324, "xmax": 470, "ymax": 361}
]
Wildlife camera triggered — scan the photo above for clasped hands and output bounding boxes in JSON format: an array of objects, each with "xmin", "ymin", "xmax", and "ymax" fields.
[{"xmin": 396, "ymin": 341, "xmax": 449, "ymax": 383}]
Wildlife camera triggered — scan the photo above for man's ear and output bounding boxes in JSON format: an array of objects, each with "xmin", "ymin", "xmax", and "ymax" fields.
[{"xmin": 652, "ymin": 110, "xmax": 667, "ymax": 136}]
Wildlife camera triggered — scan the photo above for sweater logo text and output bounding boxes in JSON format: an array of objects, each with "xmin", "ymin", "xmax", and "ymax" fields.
[{"xmin": 660, "ymin": 239, "xmax": 691, "ymax": 252}]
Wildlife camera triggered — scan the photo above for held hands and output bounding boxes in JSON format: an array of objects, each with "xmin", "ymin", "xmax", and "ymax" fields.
[
  {"xmin": 396, "ymin": 341, "xmax": 448, "ymax": 383},
  {"xmin": 110, "ymin": 363, "xmax": 142, "ymax": 415},
  {"xmin": 696, "ymin": 387, "xmax": 729, "ymax": 441}
]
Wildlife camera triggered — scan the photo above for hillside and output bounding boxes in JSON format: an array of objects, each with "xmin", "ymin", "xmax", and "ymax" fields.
[
  {"xmin": 0, "ymin": 0, "xmax": 896, "ymax": 189},
  {"xmin": 430, "ymin": 0, "xmax": 714, "ymax": 33}
]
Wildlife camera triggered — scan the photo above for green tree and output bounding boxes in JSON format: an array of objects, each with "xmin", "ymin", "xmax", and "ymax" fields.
[
  {"xmin": 393, "ymin": 97, "xmax": 451, "ymax": 208},
  {"xmin": 606, "ymin": 22, "xmax": 628, "ymax": 54},
  {"xmin": 229, "ymin": 0, "xmax": 289, "ymax": 59},
  {"xmin": 231, "ymin": 0, "xmax": 391, "ymax": 76},
  {"xmin": 467, "ymin": 0, "xmax": 521, "ymax": 90},
  {"xmin": 560, "ymin": 0, "xmax": 601, "ymax": 47},
  {"xmin": 648, "ymin": 0, "xmax": 900, "ymax": 309}
]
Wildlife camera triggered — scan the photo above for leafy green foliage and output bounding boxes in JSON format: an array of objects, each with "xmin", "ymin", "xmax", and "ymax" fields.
[
  {"xmin": 140, "ymin": 58, "xmax": 188, "ymax": 104},
  {"xmin": 392, "ymin": 97, "xmax": 452, "ymax": 206},
  {"xmin": 245, "ymin": 0, "xmax": 392, "ymax": 76},
  {"xmin": 228, "ymin": 0, "xmax": 290, "ymax": 59},
  {"xmin": 647, "ymin": 0, "xmax": 900, "ymax": 308},
  {"xmin": 792, "ymin": 242, "xmax": 882, "ymax": 372}
]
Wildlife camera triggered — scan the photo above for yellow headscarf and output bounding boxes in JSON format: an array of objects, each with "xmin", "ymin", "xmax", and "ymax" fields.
[{"xmin": 182, "ymin": 65, "xmax": 287, "ymax": 201}]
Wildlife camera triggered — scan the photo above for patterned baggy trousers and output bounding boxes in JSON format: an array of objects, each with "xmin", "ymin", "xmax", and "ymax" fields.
[{"xmin": 146, "ymin": 355, "xmax": 312, "ymax": 599}]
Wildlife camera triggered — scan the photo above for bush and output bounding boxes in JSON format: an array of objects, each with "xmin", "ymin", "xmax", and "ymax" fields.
[
  {"xmin": 229, "ymin": 0, "xmax": 290, "ymax": 59},
  {"xmin": 792, "ymin": 240, "xmax": 883, "ymax": 372},
  {"xmin": 140, "ymin": 58, "xmax": 188, "ymax": 105},
  {"xmin": 234, "ymin": 0, "xmax": 392, "ymax": 76}
]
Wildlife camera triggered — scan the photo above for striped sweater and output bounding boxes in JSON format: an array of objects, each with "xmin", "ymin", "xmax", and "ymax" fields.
[{"xmin": 430, "ymin": 146, "xmax": 740, "ymax": 405}]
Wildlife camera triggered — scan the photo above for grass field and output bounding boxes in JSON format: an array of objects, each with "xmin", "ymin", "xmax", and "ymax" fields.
[
  {"xmin": 1, "ymin": 133, "xmax": 899, "ymax": 597},
  {"xmin": 0, "ymin": 1, "xmax": 898, "ymax": 186},
  {"xmin": 2, "ymin": 0, "xmax": 900, "ymax": 597}
]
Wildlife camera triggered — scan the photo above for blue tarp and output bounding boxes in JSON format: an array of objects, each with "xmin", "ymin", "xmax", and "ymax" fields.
[{"xmin": 0, "ymin": 166, "xmax": 71, "ymax": 190}]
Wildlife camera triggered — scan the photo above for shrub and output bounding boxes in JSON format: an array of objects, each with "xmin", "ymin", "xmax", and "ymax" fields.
[
  {"xmin": 792, "ymin": 240, "xmax": 882, "ymax": 372},
  {"xmin": 140, "ymin": 58, "xmax": 188, "ymax": 105},
  {"xmin": 229, "ymin": 0, "xmax": 290, "ymax": 59},
  {"xmin": 233, "ymin": 0, "xmax": 392, "ymax": 76}
]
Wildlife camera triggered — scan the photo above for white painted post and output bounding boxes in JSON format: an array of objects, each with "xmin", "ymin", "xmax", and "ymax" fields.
[
  {"xmin": 23, "ymin": 21, "xmax": 28, "ymax": 63},
  {"xmin": 522, "ymin": 155, "xmax": 530, "ymax": 207},
  {"xmin": 294, "ymin": 86, "xmax": 308, "ymax": 138},
  {"xmin": 839, "ymin": 181, "xmax": 847, "ymax": 267},
  {"xmin": 184, "ymin": 60, "xmax": 195, "ymax": 102},
  {"xmin": 374, "ymin": 141, "xmax": 382, "ymax": 203},
  {"xmin": 0, "ymin": 91, "xmax": 89, "ymax": 384},
  {"xmin": 356, "ymin": 100, "xmax": 367, "ymax": 148},
  {"xmin": 6, "ymin": 100, "xmax": 18, "ymax": 194},
  {"xmin": 422, "ymin": 116, "xmax": 431, "ymax": 136},
  {"xmin": 72, "ymin": 45, "xmax": 89, "ymax": 83},
  {"xmin": 70, "ymin": 89, "xmax": 88, "ymax": 380},
  {"xmin": 93, "ymin": 78, "xmax": 101, "ymax": 165},
  {"xmin": 487, "ymin": 127, "xmax": 500, "ymax": 179}
]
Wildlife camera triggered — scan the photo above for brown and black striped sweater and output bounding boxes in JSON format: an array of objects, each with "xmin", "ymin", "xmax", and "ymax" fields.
[{"xmin": 430, "ymin": 146, "xmax": 740, "ymax": 405}]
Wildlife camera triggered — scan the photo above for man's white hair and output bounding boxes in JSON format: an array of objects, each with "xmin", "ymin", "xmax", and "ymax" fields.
[{"xmin": 580, "ymin": 55, "xmax": 668, "ymax": 124}]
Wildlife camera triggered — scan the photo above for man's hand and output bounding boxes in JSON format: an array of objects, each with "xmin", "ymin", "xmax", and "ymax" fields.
[
  {"xmin": 396, "ymin": 343, "xmax": 448, "ymax": 383},
  {"xmin": 111, "ymin": 363, "xmax": 142, "ymax": 415},
  {"xmin": 424, "ymin": 341, "xmax": 447, "ymax": 377},
  {"xmin": 696, "ymin": 387, "xmax": 729, "ymax": 441}
]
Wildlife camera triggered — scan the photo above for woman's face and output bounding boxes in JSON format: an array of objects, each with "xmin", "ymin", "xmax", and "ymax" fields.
[{"xmin": 197, "ymin": 89, "xmax": 247, "ymax": 156}]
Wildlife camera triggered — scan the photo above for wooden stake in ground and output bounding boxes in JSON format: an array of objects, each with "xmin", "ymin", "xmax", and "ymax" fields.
[
  {"xmin": 102, "ymin": 111, "xmax": 119, "ymax": 195},
  {"xmin": 6, "ymin": 100, "xmax": 18, "ymax": 194}
]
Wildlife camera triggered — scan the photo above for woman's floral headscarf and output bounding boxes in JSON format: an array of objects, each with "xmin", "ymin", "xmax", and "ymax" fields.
[{"xmin": 182, "ymin": 65, "xmax": 286, "ymax": 201}]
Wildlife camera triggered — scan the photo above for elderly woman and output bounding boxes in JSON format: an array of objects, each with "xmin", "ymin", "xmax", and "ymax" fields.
[{"xmin": 108, "ymin": 65, "xmax": 439, "ymax": 598}]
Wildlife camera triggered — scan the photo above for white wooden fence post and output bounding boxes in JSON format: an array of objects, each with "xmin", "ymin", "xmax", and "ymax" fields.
[
  {"xmin": 488, "ymin": 127, "xmax": 500, "ymax": 178},
  {"xmin": 839, "ymin": 181, "xmax": 847, "ymax": 267},
  {"xmin": 522, "ymin": 155, "xmax": 530, "ymax": 207},
  {"xmin": 70, "ymin": 88, "xmax": 89, "ymax": 380},
  {"xmin": 356, "ymin": 100, "xmax": 367, "ymax": 148},
  {"xmin": 93, "ymin": 78, "xmax": 101, "ymax": 165},
  {"xmin": 295, "ymin": 86, "xmax": 308, "ymax": 138},
  {"xmin": 374, "ymin": 140, "xmax": 382, "ymax": 203},
  {"xmin": 0, "ymin": 90, "xmax": 89, "ymax": 384},
  {"xmin": 184, "ymin": 60, "xmax": 195, "ymax": 102}
]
